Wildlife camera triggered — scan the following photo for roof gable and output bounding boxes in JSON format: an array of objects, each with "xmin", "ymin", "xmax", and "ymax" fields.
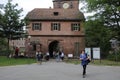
[{"xmin": 26, "ymin": 8, "xmax": 85, "ymax": 21}]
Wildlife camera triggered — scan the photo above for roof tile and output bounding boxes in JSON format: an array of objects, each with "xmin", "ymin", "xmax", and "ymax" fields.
[{"xmin": 26, "ymin": 8, "xmax": 85, "ymax": 21}]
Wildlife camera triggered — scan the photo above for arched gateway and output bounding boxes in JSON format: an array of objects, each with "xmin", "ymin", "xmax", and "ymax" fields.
[{"xmin": 48, "ymin": 40, "xmax": 59, "ymax": 57}]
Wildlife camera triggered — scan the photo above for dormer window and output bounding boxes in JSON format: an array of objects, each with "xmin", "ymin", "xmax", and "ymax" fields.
[{"xmin": 54, "ymin": 12, "xmax": 59, "ymax": 16}]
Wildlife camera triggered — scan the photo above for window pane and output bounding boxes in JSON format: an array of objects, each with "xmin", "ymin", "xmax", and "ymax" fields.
[
  {"xmin": 71, "ymin": 23, "xmax": 80, "ymax": 31},
  {"xmin": 32, "ymin": 23, "xmax": 41, "ymax": 30},
  {"xmin": 51, "ymin": 23, "xmax": 60, "ymax": 31}
]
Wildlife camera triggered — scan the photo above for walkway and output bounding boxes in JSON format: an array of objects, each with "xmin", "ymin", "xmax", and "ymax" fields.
[{"xmin": 0, "ymin": 60, "xmax": 120, "ymax": 80}]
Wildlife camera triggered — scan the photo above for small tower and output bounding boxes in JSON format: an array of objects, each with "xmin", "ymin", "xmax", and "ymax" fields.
[{"xmin": 53, "ymin": 0, "xmax": 79, "ymax": 9}]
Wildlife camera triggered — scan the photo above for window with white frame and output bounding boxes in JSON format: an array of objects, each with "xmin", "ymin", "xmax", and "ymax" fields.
[
  {"xmin": 32, "ymin": 23, "xmax": 41, "ymax": 30},
  {"xmin": 51, "ymin": 23, "xmax": 60, "ymax": 31},
  {"xmin": 71, "ymin": 23, "xmax": 80, "ymax": 31}
]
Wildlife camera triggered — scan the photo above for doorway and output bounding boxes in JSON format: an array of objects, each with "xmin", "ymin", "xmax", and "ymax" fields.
[{"xmin": 48, "ymin": 40, "xmax": 59, "ymax": 57}]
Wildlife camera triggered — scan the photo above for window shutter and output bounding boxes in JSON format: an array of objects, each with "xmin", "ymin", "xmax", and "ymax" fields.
[
  {"xmin": 51, "ymin": 23, "xmax": 53, "ymax": 31},
  {"xmin": 39, "ymin": 23, "xmax": 41, "ymax": 30},
  {"xmin": 78, "ymin": 24, "xmax": 80, "ymax": 31},
  {"xmin": 71, "ymin": 24, "xmax": 73, "ymax": 31},
  {"xmin": 59, "ymin": 23, "xmax": 60, "ymax": 31},
  {"xmin": 32, "ymin": 23, "xmax": 34, "ymax": 31}
]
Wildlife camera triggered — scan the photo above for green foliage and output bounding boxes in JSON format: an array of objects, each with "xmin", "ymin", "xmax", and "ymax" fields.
[
  {"xmin": 85, "ymin": 19, "xmax": 111, "ymax": 58},
  {"xmin": 0, "ymin": 0, "xmax": 27, "ymax": 54},
  {"xmin": 0, "ymin": 39, "xmax": 14, "ymax": 56},
  {"xmin": 107, "ymin": 50, "xmax": 120, "ymax": 61},
  {"xmin": 0, "ymin": 0, "xmax": 25, "ymax": 39},
  {"xmin": 107, "ymin": 54, "xmax": 116, "ymax": 61},
  {"xmin": 80, "ymin": 0, "xmax": 120, "ymax": 40},
  {"xmin": 0, "ymin": 50, "xmax": 13, "ymax": 56},
  {"xmin": 79, "ymin": 0, "xmax": 120, "ymax": 58},
  {"xmin": 0, "ymin": 38, "xmax": 7, "ymax": 49}
]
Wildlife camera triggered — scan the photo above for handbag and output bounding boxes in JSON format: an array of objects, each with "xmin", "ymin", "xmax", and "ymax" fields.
[{"xmin": 85, "ymin": 53, "xmax": 91, "ymax": 63}]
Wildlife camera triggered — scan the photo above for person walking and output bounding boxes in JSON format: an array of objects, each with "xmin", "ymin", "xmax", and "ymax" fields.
[
  {"xmin": 15, "ymin": 46, "xmax": 19, "ymax": 58},
  {"xmin": 45, "ymin": 52, "xmax": 50, "ymax": 61},
  {"xmin": 80, "ymin": 50, "xmax": 90, "ymax": 78},
  {"xmin": 60, "ymin": 51, "xmax": 64, "ymax": 61},
  {"xmin": 36, "ymin": 51, "xmax": 43, "ymax": 64},
  {"xmin": 56, "ymin": 51, "xmax": 60, "ymax": 62}
]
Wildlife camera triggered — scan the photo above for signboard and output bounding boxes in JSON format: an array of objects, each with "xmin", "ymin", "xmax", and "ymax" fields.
[
  {"xmin": 93, "ymin": 48, "xmax": 100, "ymax": 59},
  {"xmin": 68, "ymin": 54, "xmax": 73, "ymax": 58},
  {"xmin": 85, "ymin": 48, "xmax": 91, "ymax": 56}
]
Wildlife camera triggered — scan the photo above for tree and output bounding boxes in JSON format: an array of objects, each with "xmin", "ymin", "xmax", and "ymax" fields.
[
  {"xmin": 85, "ymin": 19, "xmax": 112, "ymax": 58},
  {"xmin": 0, "ymin": 0, "xmax": 26, "ymax": 52},
  {"xmin": 80, "ymin": 0, "xmax": 120, "ymax": 40}
]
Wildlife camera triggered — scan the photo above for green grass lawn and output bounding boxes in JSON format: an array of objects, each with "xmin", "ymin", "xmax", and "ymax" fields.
[
  {"xmin": 1, "ymin": 56, "xmax": 120, "ymax": 67},
  {"xmin": 65, "ymin": 59, "xmax": 120, "ymax": 66},
  {"xmin": 91, "ymin": 59, "xmax": 120, "ymax": 66},
  {"xmin": 0, "ymin": 56, "xmax": 36, "ymax": 66}
]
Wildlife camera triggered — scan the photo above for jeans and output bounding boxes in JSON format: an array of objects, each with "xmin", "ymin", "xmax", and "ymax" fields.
[{"xmin": 83, "ymin": 65, "xmax": 87, "ymax": 75}]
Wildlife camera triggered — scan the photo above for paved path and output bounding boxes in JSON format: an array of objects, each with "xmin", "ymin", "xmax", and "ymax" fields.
[{"xmin": 0, "ymin": 60, "xmax": 120, "ymax": 80}]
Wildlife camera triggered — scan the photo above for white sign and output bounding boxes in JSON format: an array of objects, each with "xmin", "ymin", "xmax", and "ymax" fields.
[
  {"xmin": 85, "ymin": 48, "xmax": 91, "ymax": 57},
  {"xmin": 93, "ymin": 48, "xmax": 100, "ymax": 59},
  {"xmin": 68, "ymin": 54, "xmax": 73, "ymax": 58}
]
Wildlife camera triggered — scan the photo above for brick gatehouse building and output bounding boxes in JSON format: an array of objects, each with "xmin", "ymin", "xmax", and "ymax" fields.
[{"xmin": 25, "ymin": 0, "xmax": 85, "ymax": 57}]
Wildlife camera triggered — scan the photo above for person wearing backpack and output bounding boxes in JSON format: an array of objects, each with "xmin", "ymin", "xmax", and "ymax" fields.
[{"xmin": 80, "ymin": 50, "xmax": 90, "ymax": 78}]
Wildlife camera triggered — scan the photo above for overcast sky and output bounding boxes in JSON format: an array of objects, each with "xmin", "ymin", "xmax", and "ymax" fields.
[
  {"xmin": 0, "ymin": 0, "xmax": 91, "ymax": 18},
  {"xmin": 0, "ymin": 0, "xmax": 53, "ymax": 18}
]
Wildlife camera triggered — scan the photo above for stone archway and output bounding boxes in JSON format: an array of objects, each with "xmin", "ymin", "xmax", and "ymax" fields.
[{"xmin": 48, "ymin": 40, "xmax": 59, "ymax": 57}]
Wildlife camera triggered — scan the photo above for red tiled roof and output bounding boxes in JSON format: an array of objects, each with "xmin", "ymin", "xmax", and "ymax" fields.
[{"xmin": 26, "ymin": 8, "xmax": 85, "ymax": 21}]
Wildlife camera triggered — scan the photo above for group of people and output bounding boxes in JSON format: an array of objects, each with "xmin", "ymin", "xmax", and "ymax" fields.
[
  {"xmin": 36, "ymin": 51, "xmax": 65, "ymax": 64},
  {"xmin": 54, "ymin": 51, "xmax": 64, "ymax": 62}
]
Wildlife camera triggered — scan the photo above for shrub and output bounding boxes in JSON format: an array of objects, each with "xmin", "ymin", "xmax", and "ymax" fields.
[
  {"xmin": 107, "ymin": 50, "xmax": 120, "ymax": 61},
  {"xmin": 0, "ymin": 50, "xmax": 13, "ymax": 56}
]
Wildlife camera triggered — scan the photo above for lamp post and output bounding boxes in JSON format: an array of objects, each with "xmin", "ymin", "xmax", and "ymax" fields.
[{"xmin": 109, "ymin": 38, "xmax": 119, "ymax": 62}]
